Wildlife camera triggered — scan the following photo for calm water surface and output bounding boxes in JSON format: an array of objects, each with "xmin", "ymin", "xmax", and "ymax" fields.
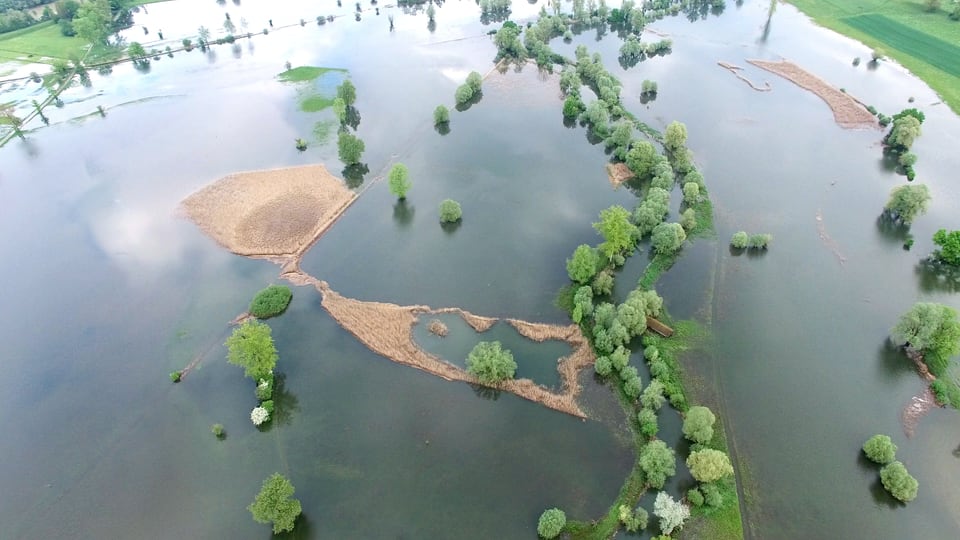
[{"xmin": 2, "ymin": 0, "xmax": 959, "ymax": 538}]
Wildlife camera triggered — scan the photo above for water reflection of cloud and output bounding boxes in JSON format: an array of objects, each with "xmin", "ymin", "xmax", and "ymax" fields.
[{"xmin": 89, "ymin": 196, "xmax": 192, "ymax": 273}]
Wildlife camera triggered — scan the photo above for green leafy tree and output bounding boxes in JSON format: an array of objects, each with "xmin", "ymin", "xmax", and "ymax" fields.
[
  {"xmin": 682, "ymin": 405, "xmax": 716, "ymax": 444},
  {"xmin": 651, "ymin": 222, "xmax": 687, "ymax": 255},
  {"xmin": 625, "ymin": 140, "xmax": 658, "ymax": 179},
  {"xmin": 618, "ymin": 504, "xmax": 648, "ymax": 532},
  {"xmin": 537, "ymin": 508, "xmax": 566, "ymax": 539},
  {"xmin": 337, "ymin": 79, "xmax": 356, "ymax": 106},
  {"xmin": 466, "ymin": 71, "xmax": 483, "ymax": 93},
  {"xmin": 884, "ymin": 184, "xmax": 930, "ymax": 225},
  {"xmin": 562, "ymin": 95, "xmax": 584, "ymax": 118},
  {"xmin": 682, "ymin": 182, "xmax": 700, "ymax": 204},
  {"xmin": 494, "ymin": 20, "xmax": 526, "ymax": 61},
  {"xmin": 455, "ymin": 84, "xmax": 475, "ymax": 105},
  {"xmin": 73, "ymin": 0, "xmax": 111, "ymax": 44},
  {"xmin": 862, "ymin": 434, "xmax": 897, "ymax": 465},
  {"xmin": 879, "ymin": 461, "xmax": 919, "ymax": 502},
  {"xmin": 388, "ymin": 163, "xmax": 412, "ymax": 200},
  {"xmin": 749, "ymin": 234, "xmax": 773, "ymax": 249},
  {"xmin": 637, "ymin": 407, "xmax": 658, "ymax": 437},
  {"xmin": 594, "ymin": 205, "xmax": 638, "ymax": 259},
  {"xmin": 566, "ymin": 244, "xmax": 599, "ymax": 284},
  {"xmin": 640, "ymin": 379, "xmax": 666, "ymax": 410},
  {"xmin": 885, "ymin": 115, "xmax": 922, "ymax": 152},
  {"xmin": 467, "ymin": 341, "xmax": 517, "ymax": 385},
  {"xmin": 890, "ymin": 302, "xmax": 960, "ymax": 375},
  {"xmin": 226, "ymin": 320, "xmax": 279, "ymax": 381},
  {"xmin": 248, "ymin": 473, "xmax": 302, "ymax": 534},
  {"xmin": 337, "ymin": 131, "xmax": 365, "ymax": 165},
  {"xmin": 439, "ymin": 199, "xmax": 462, "ymax": 223},
  {"xmin": 932, "ymin": 229, "xmax": 960, "ymax": 266},
  {"xmin": 686, "ymin": 449, "xmax": 734, "ymax": 483},
  {"xmin": 663, "ymin": 120, "xmax": 687, "ymax": 152},
  {"xmin": 434, "ymin": 104, "xmax": 450, "ymax": 125},
  {"xmin": 639, "ymin": 440, "xmax": 676, "ymax": 489}
]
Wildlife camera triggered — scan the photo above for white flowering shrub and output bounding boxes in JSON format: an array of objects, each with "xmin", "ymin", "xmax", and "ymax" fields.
[
  {"xmin": 653, "ymin": 492, "xmax": 689, "ymax": 535},
  {"xmin": 251, "ymin": 406, "xmax": 270, "ymax": 426}
]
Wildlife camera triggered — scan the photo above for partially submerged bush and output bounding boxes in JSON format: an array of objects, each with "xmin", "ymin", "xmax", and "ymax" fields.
[
  {"xmin": 170, "ymin": 370, "xmax": 182, "ymax": 383},
  {"xmin": 862, "ymin": 434, "xmax": 897, "ymax": 465},
  {"xmin": 880, "ymin": 461, "xmax": 918, "ymax": 502},
  {"xmin": 466, "ymin": 341, "xmax": 516, "ymax": 385},
  {"xmin": 730, "ymin": 231, "xmax": 749, "ymax": 249},
  {"xmin": 433, "ymin": 105, "xmax": 450, "ymax": 125},
  {"xmin": 537, "ymin": 508, "xmax": 566, "ymax": 539},
  {"xmin": 439, "ymin": 199, "xmax": 462, "ymax": 223},
  {"xmin": 250, "ymin": 285, "xmax": 293, "ymax": 319},
  {"xmin": 211, "ymin": 423, "xmax": 225, "ymax": 438}
]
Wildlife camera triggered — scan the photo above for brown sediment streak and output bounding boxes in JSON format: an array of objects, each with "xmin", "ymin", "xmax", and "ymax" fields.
[
  {"xmin": 717, "ymin": 61, "xmax": 772, "ymax": 92},
  {"xmin": 900, "ymin": 350, "xmax": 938, "ymax": 437},
  {"xmin": 746, "ymin": 59, "xmax": 877, "ymax": 129},
  {"xmin": 606, "ymin": 162, "xmax": 635, "ymax": 187},
  {"xmin": 431, "ymin": 307, "xmax": 498, "ymax": 332},
  {"xmin": 312, "ymin": 281, "xmax": 590, "ymax": 418},
  {"xmin": 816, "ymin": 210, "xmax": 847, "ymax": 264}
]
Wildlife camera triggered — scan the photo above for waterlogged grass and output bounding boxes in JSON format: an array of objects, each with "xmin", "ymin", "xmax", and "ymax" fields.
[
  {"xmin": 301, "ymin": 94, "xmax": 335, "ymax": 112},
  {"xmin": 842, "ymin": 14, "xmax": 960, "ymax": 77},
  {"xmin": 786, "ymin": 0, "xmax": 960, "ymax": 115},
  {"xmin": 313, "ymin": 119, "xmax": 336, "ymax": 143},
  {"xmin": 277, "ymin": 66, "xmax": 345, "ymax": 83}
]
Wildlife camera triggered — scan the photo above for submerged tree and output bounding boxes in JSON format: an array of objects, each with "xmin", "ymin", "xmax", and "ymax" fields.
[
  {"xmin": 439, "ymin": 199, "xmax": 462, "ymax": 223},
  {"xmin": 337, "ymin": 131, "xmax": 365, "ymax": 165},
  {"xmin": 863, "ymin": 434, "xmax": 897, "ymax": 465},
  {"xmin": 248, "ymin": 473, "xmax": 302, "ymax": 534},
  {"xmin": 337, "ymin": 79, "xmax": 357, "ymax": 106},
  {"xmin": 388, "ymin": 163, "xmax": 412, "ymax": 199},
  {"xmin": 466, "ymin": 341, "xmax": 517, "ymax": 385},
  {"xmin": 537, "ymin": 508, "xmax": 566, "ymax": 539},
  {"xmin": 890, "ymin": 302, "xmax": 960, "ymax": 376},
  {"xmin": 594, "ymin": 205, "xmax": 638, "ymax": 260},
  {"xmin": 566, "ymin": 244, "xmax": 600, "ymax": 284},
  {"xmin": 433, "ymin": 104, "xmax": 450, "ymax": 126},
  {"xmin": 880, "ymin": 461, "xmax": 919, "ymax": 502},
  {"xmin": 225, "ymin": 320, "xmax": 279, "ymax": 381},
  {"xmin": 883, "ymin": 184, "xmax": 930, "ymax": 225},
  {"xmin": 639, "ymin": 440, "xmax": 676, "ymax": 489},
  {"xmin": 932, "ymin": 229, "xmax": 960, "ymax": 266}
]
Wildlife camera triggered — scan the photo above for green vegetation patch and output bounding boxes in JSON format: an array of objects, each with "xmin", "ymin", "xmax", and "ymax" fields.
[
  {"xmin": 841, "ymin": 14, "xmax": 960, "ymax": 77},
  {"xmin": 686, "ymin": 417, "xmax": 744, "ymax": 540},
  {"xmin": 250, "ymin": 285, "xmax": 293, "ymax": 319},
  {"xmin": 277, "ymin": 66, "xmax": 345, "ymax": 83},
  {"xmin": 300, "ymin": 94, "xmax": 335, "ymax": 112},
  {"xmin": 0, "ymin": 21, "xmax": 120, "ymax": 63},
  {"xmin": 312, "ymin": 119, "xmax": 335, "ymax": 143}
]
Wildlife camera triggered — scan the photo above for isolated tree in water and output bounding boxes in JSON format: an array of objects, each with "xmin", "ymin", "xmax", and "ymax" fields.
[
  {"xmin": 388, "ymin": 163, "xmax": 412, "ymax": 200},
  {"xmin": 248, "ymin": 473, "xmax": 302, "ymax": 534}
]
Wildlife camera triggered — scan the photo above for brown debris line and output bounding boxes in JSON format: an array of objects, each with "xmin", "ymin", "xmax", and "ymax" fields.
[
  {"xmin": 901, "ymin": 386, "xmax": 938, "ymax": 438},
  {"xmin": 427, "ymin": 319, "xmax": 449, "ymax": 337},
  {"xmin": 816, "ymin": 210, "xmax": 847, "ymax": 265},
  {"xmin": 717, "ymin": 61, "xmax": 772, "ymax": 92},
  {"xmin": 310, "ymin": 280, "xmax": 589, "ymax": 418},
  {"xmin": 181, "ymin": 164, "xmax": 357, "ymax": 257},
  {"xmin": 747, "ymin": 59, "xmax": 877, "ymax": 129},
  {"xmin": 431, "ymin": 307, "xmax": 498, "ymax": 332},
  {"xmin": 606, "ymin": 162, "xmax": 636, "ymax": 187}
]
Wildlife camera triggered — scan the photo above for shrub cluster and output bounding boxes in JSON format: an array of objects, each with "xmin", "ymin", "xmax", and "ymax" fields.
[{"xmin": 250, "ymin": 285, "xmax": 293, "ymax": 319}]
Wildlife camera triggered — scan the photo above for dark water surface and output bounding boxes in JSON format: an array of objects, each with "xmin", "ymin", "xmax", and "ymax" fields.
[{"xmin": 2, "ymin": 0, "xmax": 960, "ymax": 538}]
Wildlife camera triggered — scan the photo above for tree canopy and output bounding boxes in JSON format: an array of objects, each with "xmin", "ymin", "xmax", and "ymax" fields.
[
  {"xmin": 686, "ymin": 449, "xmax": 734, "ymax": 483},
  {"xmin": 639, "ymin": 440, "xmax": 675, "ymax": 489},
  {"xmin": 388, "ymin": 163, "xmax": 412, "ymax": 199},
  {"xmin": 439, "ymin": 199, "xmax": 462, "ymax": 223},
  {"xmin": 225, "ymin": 320, "xmax": 278, "ymax": 381},
  {"xmin": 663, "ymin": 120, "xmax": 687, "ymax": 152},
  {"xmin": 248, "ymin": 473, "xmax": 302, "ymax": 534},
  {"xmin": 879, "ymin": 461, "xmax": 918, "ymax": 502},
  {"xmin": 566, "ymin": 244, "xmax": 599, "ymax": 284},
  {"xmin": 862, "ymin": 434, "xmax": 897, "ymax": 465},
  {"xmin": 537, "ymin": 508, "xmax": 566, "ymax": 539},
  {"xmin": 73, "ymin": 0, "xmax": 111, "ymax": 44},
  {"xmin": 466, "ymin": 341, "xmax": 517, "ymax": 385},
  {"xmin": 884, "ymin": 184, "xmax": 930, "ymax": 225},
  {"xmin": 651, "ymin": 222, "xmax": 687, "ymax": 255},
  {"xmin": 249, "ymin": 285, "xmax": 293, "ymax": 319},
  {"xmin": 594, "ymin": 205, "xmax": 638, "ymax": 259},
  {"xmin": 682, "ymin": 405, "xmax": 716, "ymax": 444},
  {"xmin": 932, "ymin": 229, "xmax": 960, "ymax": 266},
  {"xmin": 337, "ymin": 131, "xmax": 365, "ymax": 165},
  {"xmin": 891, "ymin": 302, "xmax": 960, "ymax": 375},
  {"xmin": 653, "ymin": 492, "xmax": 689, "ymax": 535},
  {"xmin": 337, "ymin": 79, "xmax": 356, "ymax": 106}
]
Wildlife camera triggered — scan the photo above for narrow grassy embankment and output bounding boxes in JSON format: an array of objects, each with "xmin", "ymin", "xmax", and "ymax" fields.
[
  {"xmin": 786, "ymin": 0, "xmax": 960, "ymax": 115},
  {"xmin": 639, "ymin": 196, "xmax": 714, "ymax": 289}
]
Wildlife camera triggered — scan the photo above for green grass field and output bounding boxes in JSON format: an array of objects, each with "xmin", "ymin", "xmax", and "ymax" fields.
[
  {"xmin": 787, "ymin": 0, "xmax": 960, "ymax": 115},
  {"xmin": 0, "ymin": 20, "xmax": 121, "ymax": 64}
]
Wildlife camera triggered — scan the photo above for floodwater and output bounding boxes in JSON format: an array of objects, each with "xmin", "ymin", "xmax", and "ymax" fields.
[{"xmin": 2, "ymin": 0, "xmax": 959, "ymax": 539}]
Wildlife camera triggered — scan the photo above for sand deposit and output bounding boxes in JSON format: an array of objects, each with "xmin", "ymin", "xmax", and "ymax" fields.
[
  {"xmin": 182, "ymin": 164, "xmax": 357, "ymax": 256},
  {"xmin": 747, "ymin": 60, "xmax": 877, "ymax": 129},
  {"xmin": 606, "ymin": 163, "xmax": 635, "ymax": 187}
]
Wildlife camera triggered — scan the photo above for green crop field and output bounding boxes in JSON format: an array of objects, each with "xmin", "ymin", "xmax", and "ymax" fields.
[
  {"xmin": 787, "ymin": 0, "xmax": 960, "ymax": 115},
  {"xmin": 843, "ymin": 14, "xmax": 960, "ymax": 77}
]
